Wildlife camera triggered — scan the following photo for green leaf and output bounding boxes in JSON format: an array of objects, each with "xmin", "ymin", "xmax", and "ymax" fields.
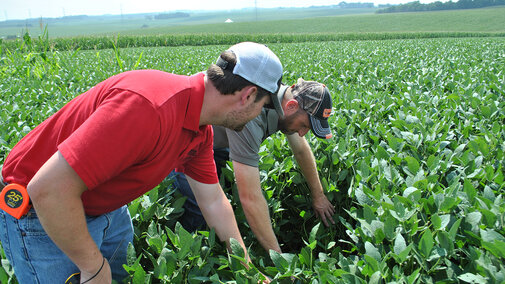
[
  {"xmin": 403, "ymin": 186, "xmax": 420, "ymax": 200},
  {"xmin": 458, "ymin": 273, "xmax": 487, "ymax": 283},
  {"xmin": 364, "ymin": 204, "xmax": 376, "ymax": 223},
  {"xmin": 147, "ymin": 221, "xmax": 158, "ymax": 237},
  {"xmin": 376, "ymin": 145, "xmax": 390, "ymax": 160},
  {"xmin": 437, "ymin": 231, "xmax": 454, "ymax": 254},
  {"xmin": 405, "ymin": 156, "xmax": 420, "ymax": 174},
  {"xmin": 364, "ymin": 255, "xmax": 380, "ymax": 275},
  {"xmin": 398, "ymin": 244, "xmax": 413, "ymax": 263},
  {"xmin": 230, "ymin": 238, "xmax": 245, "ymax": 258},
  {"xmin": 440, "ymin": 196, "xmax": 458, "ymax": 212},
  {"xmin": 431, "ymin": 214, "xmax": 442, "ymax": 230},
  {"xmin": 176, "ymin": 224, "xmax": 193, "ymax": 258},
  {"xmin": 365, "ymin": 241, "xmax": 381, "ymax": 261},
  {"xmin": 148, "ymin": 236, "xmax": 163, "ymax": 254},
  {"xmin": 299, "ymin": 247, "xmax": 312, "ymax": 267},
  {"xmin": 483, "ymin": 185, "xmax": 495, "ymax": 202},
  {"xmin": 419, "ymin": 229, "xmax": 434, "ymax": 257},
  {"xmin": 432, "ymin": 214, "xmax": 450, "ymax": 231},
  {"xmin": 466, "ymin": 212, "xmax": 482, "ymax": 231},
  {"xmin": 207, "ymin": 228, "xmax": 216, "ymax": 248},
  {"xmin": 384, "ymin": 215, "xmax": 397, "ymax": 240},
  {"xmin": 270, "ymin": 250, "xmax": 289, "ymax": 273},
  {"xmin": 309, "ymin": 223, "xmax": 321, "ymax": 244},
  {"xmin": 128, "ymin": 199, "xmax": 140, "ymax": 217},
  {"xmin": 165, "ymin": 226, "xmax": 178, "ymax": 247},
  {"xmin": 407, "ymin": 268, "xmax": 421, "ymax": 284},
  {"xmin": 426, "ymin": 155, "xmax": 440, "ymax": 172},
  {"xmin": 480, "ymin": 208, "xmax": 497, "ymax": 228},
  {"xmin": 480, "ymin": 229, "xmax": 505, "ymax": 243},
  {"xmin": 482, "ymin": 240, "xmax": 505, "ymax": 259},
  {"xmin": 464, "ymin": 179, "xmax": 476, "ymax": 203},
  {"xmin": 354, "ymin": 188, "xmax": 373, "ymax": 206},
  {"xmin": 449, "ymin": 219, "xmax": 462, "ymax": 239},
  {"xmin": 369, "ymin": 271, "xmax": 381, "ymax": 284},
  {"xmin": 394, "ymin": 233, "xmax": 407, "ymax": 255},
  {"xmin": 132, "ymin": 263, "xmax": 147, "ymax": 284},
  {"xmin": 127, "ymin": 242, "xmax": 137, "ymax": 266}
]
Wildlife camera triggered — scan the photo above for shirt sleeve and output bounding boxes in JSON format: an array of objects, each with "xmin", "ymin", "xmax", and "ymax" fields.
[
  {"xmin": 179, "ymin": 126, "xmax": 219, "ymax": 184},
  {"xmin": 58, "ymin": 90, "xmax": 160, "ymax": 189},
  {"xmin": 226, "ymin": 116, "xmax": 267, "ymax": 168}
]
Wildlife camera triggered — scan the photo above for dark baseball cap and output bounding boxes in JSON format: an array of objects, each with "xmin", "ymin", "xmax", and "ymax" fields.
[{"xmin": 292, "ymin": 79, "xmax": 333, "ymax": 139}]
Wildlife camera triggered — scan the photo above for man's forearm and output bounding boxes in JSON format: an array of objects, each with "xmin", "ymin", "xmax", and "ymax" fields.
[
  {"xmin": 186, "ymin": 176, "xmax": 249, "ymax": 260},
  {"xmin": 241, "ymin": 194, "xmax": 282, "ymax": 253},
  {"xmin": 290, "ymin": 139, "xmax": 325, "ymax": 199},
  {"xmin": 233, "ymin": 161, "xmax": 282, "ymax": 253},
  {"xmin": 31, "ymin": 189, "xmax": 103, "ymax": 271},
  {"xmin": 27, "ymin": 151, "xmax": 105, "ymax": 274},
  {"xmin": 200, "ymin": 189, "xmax": 246, "ymax": 251},
  {"xmin": 288, "ymin": 135, "xmax": 335, "ymax": 226}
]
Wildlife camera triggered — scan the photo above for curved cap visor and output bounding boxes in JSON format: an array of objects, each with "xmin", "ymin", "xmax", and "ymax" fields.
[
  {"xmin": 270, "ymin": 84, "xmax": 288, "ymax": 117},
  {"xmin": 309, "ymin": 115, "xmax": 332, "ymax": 139}
]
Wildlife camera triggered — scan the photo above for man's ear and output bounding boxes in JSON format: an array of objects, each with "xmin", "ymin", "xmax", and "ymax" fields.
[
  {"xmin": 240, "ymin": 86, "xmax": 258, "ymax": 105},
  {"xmin": 284, "ymin": 99, "xmax": 300, "ymax": 115}
]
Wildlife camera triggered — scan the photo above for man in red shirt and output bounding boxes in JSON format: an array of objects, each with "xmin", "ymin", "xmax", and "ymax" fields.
[{"xmin": 0, "ymin": 42, "xmax": 282, "ymax": 283}]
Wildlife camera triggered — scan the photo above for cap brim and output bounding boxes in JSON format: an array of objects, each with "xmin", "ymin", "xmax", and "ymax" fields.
[
  {"xmin": 270, "ymin": 84, "xmax": 288, "ymax": 117},
  {"xmin": 309, "ymin": 116, "xmax": 332, "ymax": 139}
]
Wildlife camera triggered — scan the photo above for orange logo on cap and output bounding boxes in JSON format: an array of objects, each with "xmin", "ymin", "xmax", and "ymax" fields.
[{"xmin": 323, "ymin": 109, "xmax": 332, "ymax": 118}]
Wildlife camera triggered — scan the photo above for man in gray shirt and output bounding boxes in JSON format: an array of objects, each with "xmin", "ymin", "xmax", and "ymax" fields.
[{"xmin": 171, "ymin": 78, "xmax": 335, "ymax": 253}]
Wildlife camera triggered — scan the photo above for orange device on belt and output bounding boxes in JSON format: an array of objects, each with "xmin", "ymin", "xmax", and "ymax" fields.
[{"xmin": 0, "ymin": 183, "xmax": 32, "ymax": 219}]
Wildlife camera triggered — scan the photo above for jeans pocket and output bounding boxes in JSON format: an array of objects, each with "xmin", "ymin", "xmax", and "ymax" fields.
[{"xmin": 18, "ymin": 208, "xmax": 49, "ymax": 236}]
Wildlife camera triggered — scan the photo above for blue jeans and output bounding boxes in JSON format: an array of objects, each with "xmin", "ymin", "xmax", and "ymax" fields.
[
  {"xmin": 170, "ymin": 147, "xmax": 230, "ymax": 232},
  {"xmin": 0, "ymin": 205, "xmax": 133, "ymax": 283},
  {"xmin": 169, "ymin": 171, "xmax": 207, "ymax": 232}
]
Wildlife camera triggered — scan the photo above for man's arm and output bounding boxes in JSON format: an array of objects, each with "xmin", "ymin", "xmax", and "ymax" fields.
[
  {"xmin": 286, "ymin": 134, "xmax": 335, "ymax": 227},
  {"xmin": 27, "ymin": 151, "xmax": 111, "ymax": 283},
  {"xmin": 232, "ymin": 161, "xmax": 282, "ymax": 253},
  {"xmin": 185, "ymin": 175, "xmax": 250, "ymax": 260}
]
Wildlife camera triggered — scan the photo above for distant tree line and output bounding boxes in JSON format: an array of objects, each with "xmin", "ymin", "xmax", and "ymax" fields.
[
  {"xmin": 377, "ymin": 0, "xmax": 505, "ymax": 13},
  {"xmin": 154, "ymin": 12, "xmax": 190, "ymax": 20},
  {"xmin": 337, "ymin": 1, "xmax": 375, "ymax": 8}
]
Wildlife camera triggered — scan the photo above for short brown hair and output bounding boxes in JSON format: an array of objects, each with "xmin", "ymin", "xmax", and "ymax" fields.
[{"xmin": 207, "ymin": 51, "xmax": 271, "ymax": 103}]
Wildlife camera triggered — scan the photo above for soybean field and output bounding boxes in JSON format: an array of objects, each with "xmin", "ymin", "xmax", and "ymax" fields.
[{"xmin": 1, "ymin": 34, "xmax": 505, "ymax": 283}]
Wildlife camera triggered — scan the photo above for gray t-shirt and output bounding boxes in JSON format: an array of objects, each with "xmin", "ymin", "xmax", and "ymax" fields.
[{"xmin": 212, "ymin": 108, "xmax": 279, "ymax": 167}]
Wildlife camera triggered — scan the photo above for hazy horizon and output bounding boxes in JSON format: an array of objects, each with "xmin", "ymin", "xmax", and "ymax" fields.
[{"xmin": 2, "ymin": 0, "xmax": 446, "ymax": 21}]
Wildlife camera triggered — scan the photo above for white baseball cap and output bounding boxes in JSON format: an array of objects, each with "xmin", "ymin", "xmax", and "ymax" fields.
[{"xmin": 216, "ymin": 42, "xmax": 283, "ymax": 94}]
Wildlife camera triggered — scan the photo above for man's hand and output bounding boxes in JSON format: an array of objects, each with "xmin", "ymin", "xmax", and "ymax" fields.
[{"xmin": 312, "ymin": 195, "xmax": 335, "ymax": 227}]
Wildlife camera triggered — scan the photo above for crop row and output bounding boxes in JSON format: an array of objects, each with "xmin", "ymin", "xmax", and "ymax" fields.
[{"xmin": 1, "ymin": 31, "xmax": 505, "ymax": 52}]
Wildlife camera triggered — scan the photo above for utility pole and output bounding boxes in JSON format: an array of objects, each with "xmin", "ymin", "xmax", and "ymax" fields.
[{"xmin": 255, "ymin": 0, "xmax": 258, "ymax": 21}]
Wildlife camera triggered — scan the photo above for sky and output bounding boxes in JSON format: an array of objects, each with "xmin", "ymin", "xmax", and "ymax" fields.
[{"xmin": 1, "ymin": 0, "xmax": 441, "ymax": 21}]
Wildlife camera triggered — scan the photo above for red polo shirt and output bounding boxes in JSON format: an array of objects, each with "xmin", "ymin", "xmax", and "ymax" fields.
[{"xmin": 2, "ymin": 70, "xmax": 218, "ymax": 215}]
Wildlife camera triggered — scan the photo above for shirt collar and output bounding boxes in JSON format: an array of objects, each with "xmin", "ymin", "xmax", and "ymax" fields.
[{"xmin": 183, "ymin": 73, "xmax": 206, "ymax": 132}]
